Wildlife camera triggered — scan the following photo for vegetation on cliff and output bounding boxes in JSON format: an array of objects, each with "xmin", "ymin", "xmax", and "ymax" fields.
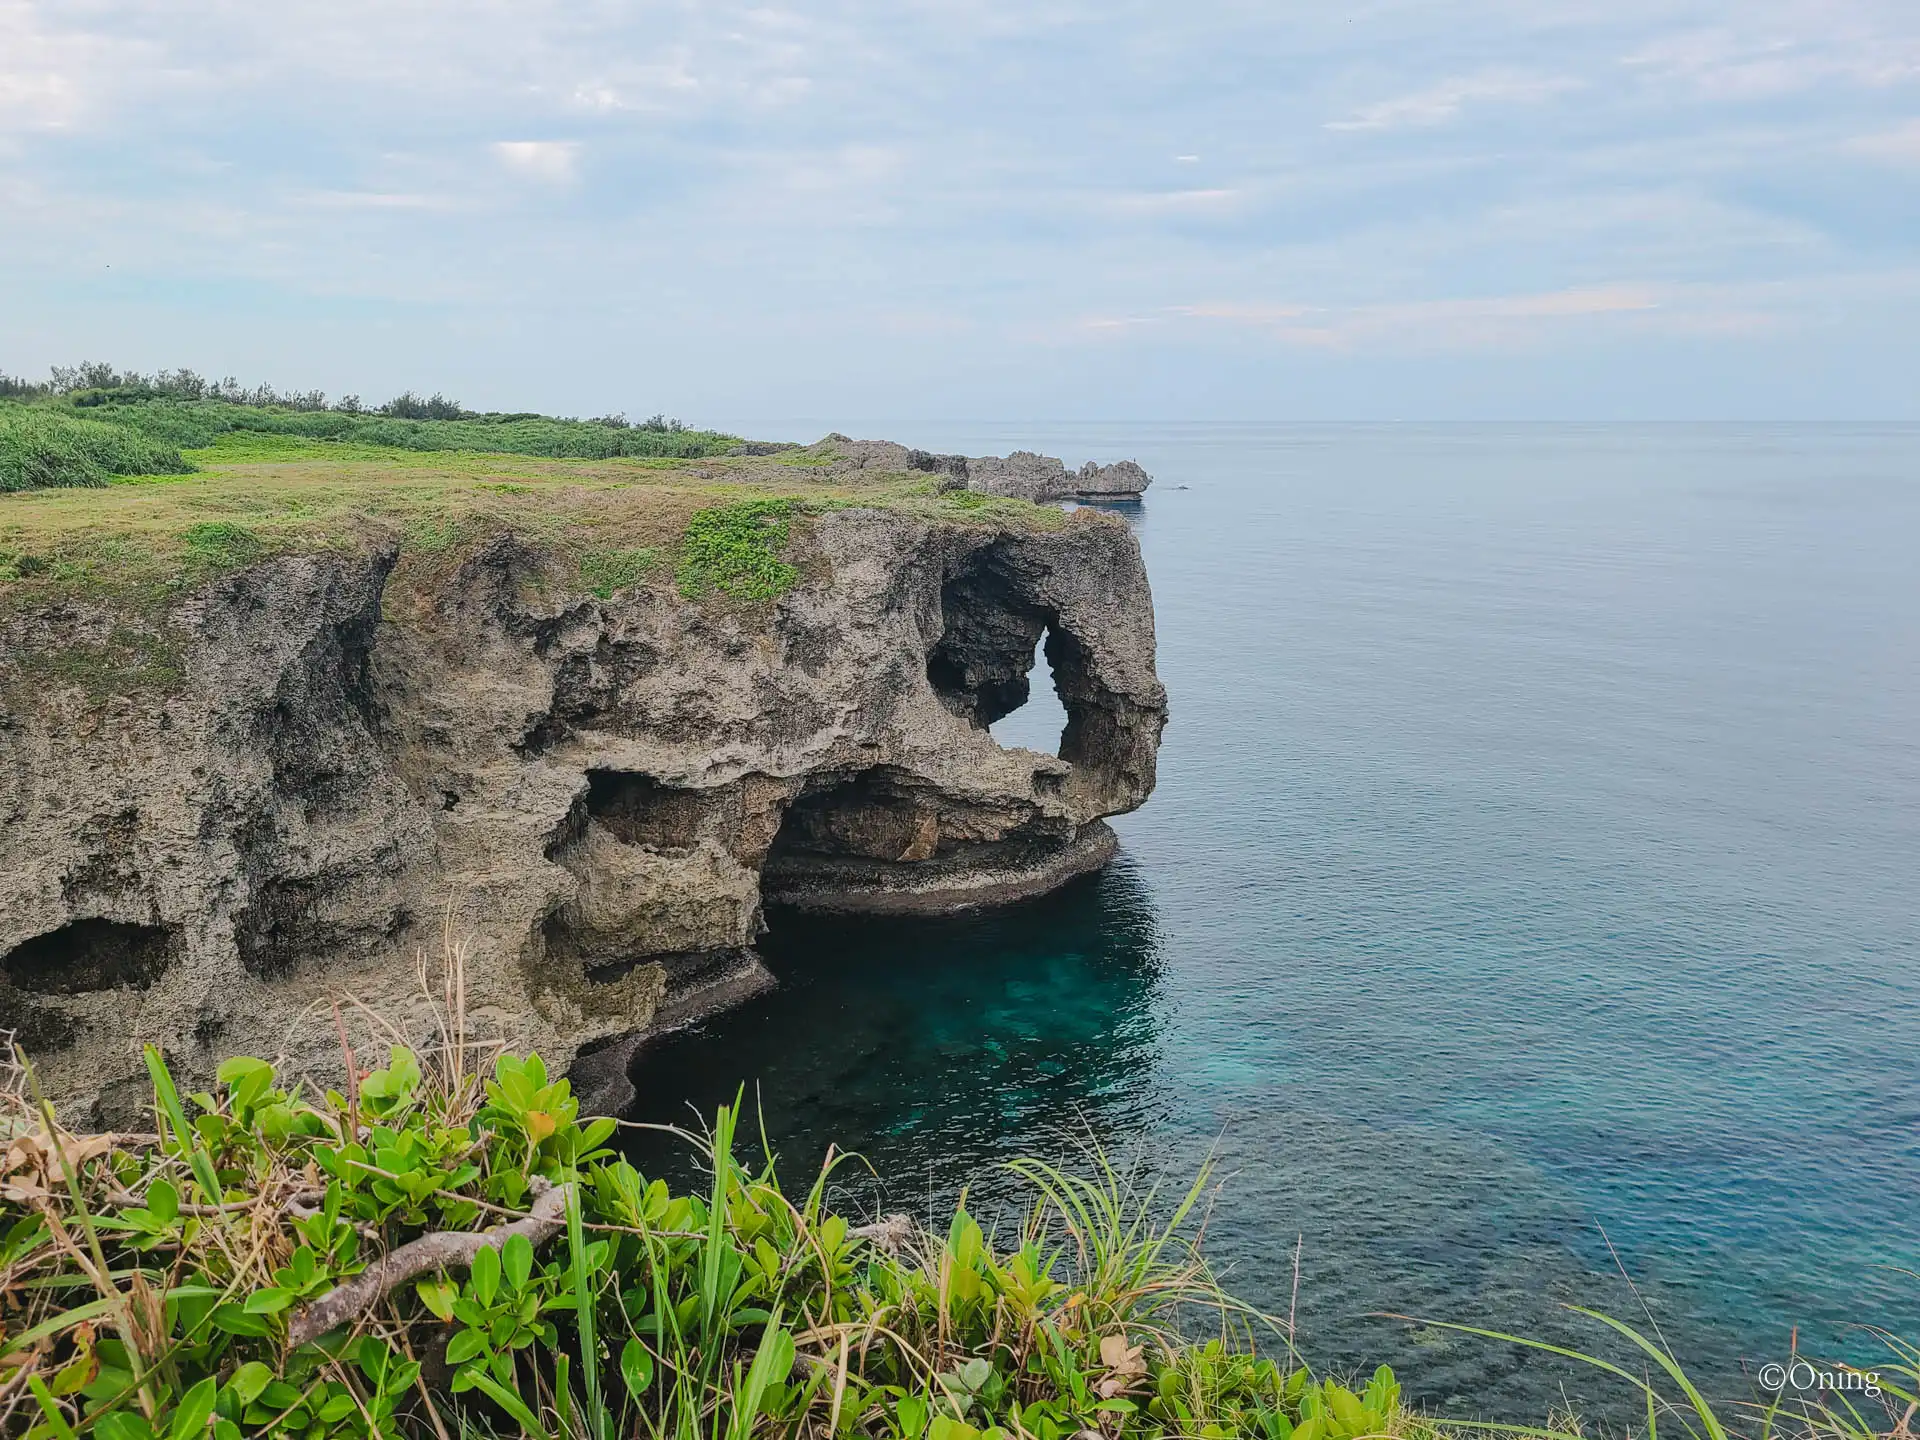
[
  {"xmin": 0, "ymin": 366, "xmax": 1067, "ymax": 623},
  {"xmin": 0, "ymin": 451, "xmax": 1063, "ymax": 635},
  {"xmin": 5, "ymin": 1010, "xmax": 1910, "ymax": 1440},
  {"xmin": 0, "ymin": 411, "xmax": 194, "ymax": 494},
  {"xmin": 0, "ymin": 363, "xmax": 737, "ymax": 491},
  {"xmin": 0, "ymin": 995, "xmax": 1424, "ymax": 1440}
]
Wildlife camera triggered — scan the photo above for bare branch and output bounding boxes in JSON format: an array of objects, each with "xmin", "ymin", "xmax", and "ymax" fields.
[{"xmin": 285, "ymin": 1181, "xmax": 573, "ymax": 1350}]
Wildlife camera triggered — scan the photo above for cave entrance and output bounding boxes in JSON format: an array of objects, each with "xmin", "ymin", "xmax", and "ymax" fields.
[
  {"xmin": 989, "ymin": 627, "xmax": 1071, "ymax": 756},
  {"xmin": 2, "ymin": 919, "xmax": 175, "ymax": 994},
  {"xmin": 765, "ymin": 768, "xmax": 941, "ymax": 870}
]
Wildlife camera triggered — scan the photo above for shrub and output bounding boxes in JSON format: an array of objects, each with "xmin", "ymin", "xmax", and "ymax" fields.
[
  {"xmin": 380, "ymin": 391, "xmax": 470, "ymax": 421},
  {"xmin": 676, "ymin": 499, "xmax": 800, "ymax": 600},
  {"xmin": 0, "ymin": 408, "xmax": 194, "ymax": 492},
  {"xmin": 77, "ymin": 400, "xmax": 740, "ymax": 462}
]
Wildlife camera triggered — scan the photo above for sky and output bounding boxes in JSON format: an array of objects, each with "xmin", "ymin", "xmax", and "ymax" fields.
[{"xmin": 3, "ymin": 0, "xmax": 1919, "ymax": 427}]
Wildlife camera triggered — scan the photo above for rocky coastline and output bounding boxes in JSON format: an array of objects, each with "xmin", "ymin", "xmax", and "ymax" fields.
[{"xmin": 0, "ymin": 442, "xmax": 1165, "ymax": 1122}]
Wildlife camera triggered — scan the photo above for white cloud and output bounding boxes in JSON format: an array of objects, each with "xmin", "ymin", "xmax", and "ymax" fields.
[
  {"xmin": 5, "ymin": 0, "xmax": 1920, "ymax": 416},
  {"xmin": 1327, "ymin": 70, "xmax": 1583, "ymax": 133},
  {"xmin": 0, "ymin": 2, "xmax": 161, "ymax": 130},
  {"xmin": 1163, "ymin": 285, "xmax": 1662, "ymax": 349},
  {"xmin": 1846, "ymin": 120, "xmax": 1920, "ymax": 165},
  {"xmin": 1623, "ymin": 27, "xmax": 1920, "ymax": 99},
  {"xmin": 1103, "ymin": 187, "xmax": 1241, "ymax": 216},
  {"xmin": 493, "ymin": 140, "xmax": 580, "ymax": 184}
]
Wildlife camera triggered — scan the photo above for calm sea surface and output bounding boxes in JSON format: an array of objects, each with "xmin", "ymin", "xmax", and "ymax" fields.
[{"xmin": 624, "ymin": 425, "xmax": 1920, "ymax": 1416}]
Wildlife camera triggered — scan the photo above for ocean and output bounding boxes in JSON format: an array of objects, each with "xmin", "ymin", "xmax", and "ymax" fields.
[{"xmin": 623, "ymin": 424, "xmax": 1920, "ymax": 1416}]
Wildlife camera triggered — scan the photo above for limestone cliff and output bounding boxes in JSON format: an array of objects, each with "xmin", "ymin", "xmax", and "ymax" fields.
[{"xmin": 0, "ymin": 504, "xmax": 1165, "ymax": 1121}]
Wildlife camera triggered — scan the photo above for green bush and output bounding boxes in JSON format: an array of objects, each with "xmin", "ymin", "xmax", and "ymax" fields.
[
  {"xmin": 85, "ymin": 400, "xmax": 739, "ymax": 461},
  {"xmin": 0, "ymin": 409, "xmax": 193, "ymax": 492},
  {"xmin": 676, "ymin": 499, "xmax": 800, "ymax": 600},
  {"xmin": 0, "ymin": 1023, "xmax": 1411, "ymax": 1440}
]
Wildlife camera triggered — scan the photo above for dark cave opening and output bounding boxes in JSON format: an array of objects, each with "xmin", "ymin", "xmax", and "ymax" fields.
[
  {"xmin": 1, "ymin": 918, "xmax": 175, "ymax": 995},
  {"xmin": 582, "ymin": 770, "xmax": 710, "ymax": 854},
  {"xmin": 764, "ymin": 768, "xmax": 943, "ymax": 867}
]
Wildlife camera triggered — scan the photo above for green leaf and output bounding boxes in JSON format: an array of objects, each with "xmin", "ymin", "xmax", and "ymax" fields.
[
  {"xmin": 579, "ymin": 1116, "xmax": 617, "ymax": 1151},
  {"xmin": 446, "ymin": 1329, "xmax": 489, "ymax": 1365},
  {"xmin": 95, "ymin": 1413, "xmax": 156, "ymax": 1440},
  {"xmin": 503, "ymin": 1232, "xmax": 533, "ymax": 1292},
  {"xmin": 145, "ymin": 1178, "xmax": 179, "ymax": 1225},
  {"xmin": 465, "ymin": 1369, "xmax": 551, "ymax": 1440},
  {"xmin": 471, "ymin": 1242, "xmax": 500, "ymax": 1307},
  {"xmin": 242, "ymin": 1287, "xmax": 295, "ymax": 1315},
  {"xmin": 256, "ymin": 1103, "xmax": 293, "ymax": 1147},
  {"xmin": 144, "ymin": 1046, "xmax": 223, "ymax": 1205},
  {"xmin": 26, "ymin": 1375, "xmax": 78, "ymax": 1440},
  {"xmin": 216, "ymin": 1056, "xmax": 271, "ymax": 1087},
  {"xmin": 316, "ymin": 1394, "xmax": 358, "ymax": 1423},
  {"xmin": 620, "ymin": 1339, "xmax": 654, "ymax": 1395},
  {"xmin": 416, "ymin": 1276, "xmax": 458, "ymax": 1322},
  {"xmin": 207, "ymin": 1304, "xmax": 271, "ymax": 1337},
  {"xmin": 169, "ymin": 1377, "xmax": 218, "ymax": 1440},
  {"xmin": 226, "ymin": 1362, "xmax": 275, "ymax": 1408}
]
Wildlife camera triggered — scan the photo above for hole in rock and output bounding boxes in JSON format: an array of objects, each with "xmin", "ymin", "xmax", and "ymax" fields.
[
  {"xmin": 927, "ymin": 555, "xmax": 1049, "ymax": 728},
  {"xmin": 583, "ymin": 770, "xmax": 708, "ymax": 854},
  {"xmin": 927, "ymin": 549, "xmax": 1090, "ymax": 763},
  {"xmin": 2, "ymin": 919, "xmax": 174, "ymax": 995},
  {"xmin": 988, "ymin": 627, "xmax": 1072, "ymax": 757}
]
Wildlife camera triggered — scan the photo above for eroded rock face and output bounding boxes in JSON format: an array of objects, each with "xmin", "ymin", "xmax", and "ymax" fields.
[{"xmin": 0, "ymin": 508, "xmax": 1165, "ymax": 1120}]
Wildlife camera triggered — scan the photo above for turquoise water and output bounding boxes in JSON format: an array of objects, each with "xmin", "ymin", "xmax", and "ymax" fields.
[{"xmin": 624, "ymin": 425, "xmax": 1920, "ymax": 1415}]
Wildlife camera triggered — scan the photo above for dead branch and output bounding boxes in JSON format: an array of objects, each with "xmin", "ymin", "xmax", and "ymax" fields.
[{"xmin": 285, "ymin": 1180, "xmax": 573, "ymax": 1349}]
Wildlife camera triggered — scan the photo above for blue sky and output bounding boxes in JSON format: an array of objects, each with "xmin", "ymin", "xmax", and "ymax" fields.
[{"xmin": 4, "ymin": 1, "xmax": 1919, "ymax": 425}]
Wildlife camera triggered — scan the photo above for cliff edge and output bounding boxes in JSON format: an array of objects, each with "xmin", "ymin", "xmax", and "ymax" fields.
[{"xmin": 0, "ymin": 446, "xmax": 1165, "ymax": 1121}]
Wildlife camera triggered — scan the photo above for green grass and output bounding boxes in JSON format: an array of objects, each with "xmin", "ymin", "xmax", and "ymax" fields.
[
  {"xmin": 0, "ymin": 423, "xmax": 1069, "ymax": 631},
  {"xmin": 0, "ymin": 407, "xmax": 193, "ymax": 492},
  {"xmin": 580, "ymin": 546, "xmax": 660, "ymax": 599},
  {"xmin": 0, "ymin": 395, "xmax": 739, "ymax": 493},
  {"xmin": 180, "ymin": 520, "xmax": 267, "ymax": 569}
]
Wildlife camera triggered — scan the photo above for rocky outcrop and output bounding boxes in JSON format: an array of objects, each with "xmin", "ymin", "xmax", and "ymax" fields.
[
  {"xmin": 0, "ymin": 507, "xmax": 1165, "ymax": 1121},
  {"xmin": 811, "ymin": 437, "xmax": 1151, "ymax": 501}
]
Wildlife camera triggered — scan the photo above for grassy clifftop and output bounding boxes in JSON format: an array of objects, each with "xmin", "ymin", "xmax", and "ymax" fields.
[
  {"xmin": 0, "ymin": 389, "xmax": 740, "ymax": 493},
  {"xmin": 0, "ymin": 426, "xmax": 1059, "ymax": 613}
]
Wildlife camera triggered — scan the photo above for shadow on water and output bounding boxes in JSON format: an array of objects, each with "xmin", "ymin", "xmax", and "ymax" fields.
[{"xmin": 619, "ymin": 858, "xmax": 1169, "ymax": 1209}]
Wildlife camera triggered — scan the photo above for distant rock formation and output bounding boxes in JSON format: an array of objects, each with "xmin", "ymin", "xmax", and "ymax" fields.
[{"xmin": 797, "ymin": 437, "xmax": 1152, "ymax": 501}]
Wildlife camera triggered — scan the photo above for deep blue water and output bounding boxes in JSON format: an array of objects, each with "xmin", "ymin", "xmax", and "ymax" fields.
[{"xmin": 624, "ymin": 425, "xmax": 1920, "ymax": 1417}]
